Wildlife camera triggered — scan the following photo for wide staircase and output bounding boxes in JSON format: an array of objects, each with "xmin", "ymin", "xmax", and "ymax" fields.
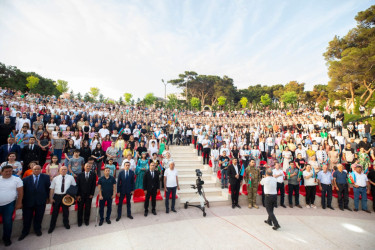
[{"xmin": 170, "ymin": 145, "xmax": 230, "ymax": 206}]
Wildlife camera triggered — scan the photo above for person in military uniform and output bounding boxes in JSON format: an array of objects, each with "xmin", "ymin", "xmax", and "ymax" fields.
[{"xmin": 245, "ymin": 159, "xmax": 261, "ymax": 209}]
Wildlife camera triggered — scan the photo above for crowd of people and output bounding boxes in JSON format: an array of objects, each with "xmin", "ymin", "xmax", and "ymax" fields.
[{"xmin": 0, "ymin": 87, "xmax": 375, "ymax": 246}]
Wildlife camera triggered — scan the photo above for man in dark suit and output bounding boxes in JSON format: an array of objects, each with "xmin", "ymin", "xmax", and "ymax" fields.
[
  {"xmin": 76, "ymin": 163, "xmax": 96, "ymax": 226},
  {"xmin": 0, "ymin": 136, "xmax": 21, "ymax": 162},
  {"xmin": 116, "ymin": 162, "xmax": 135, "ymax": 221},
  {"xmin": 143, "ymin": 162, "xmax": 160, "ymax": 216},
  {"xmin": 227, "ymin": 158, "xmax": 243, "ymax": 209},
  {"xmin": 0, "ymin": 116, "xmax": 15, "ymax": 146},
  {"xmin": 19, "ymin": 164, "xmax": 50, "ymax": 241},
  {"xmin": 21, "ymin": 137, "xmax": 40, "ymax": 172}
]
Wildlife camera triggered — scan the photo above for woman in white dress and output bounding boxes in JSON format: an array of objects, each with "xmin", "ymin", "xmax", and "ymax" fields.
[{"xmin": 282, "ymin": 146, "xmax": 293, "ymax": 172}]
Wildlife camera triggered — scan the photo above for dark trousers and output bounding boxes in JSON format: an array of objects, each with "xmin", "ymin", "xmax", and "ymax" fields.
[
  {"xmin": 197, "ymin": 144, "xmax": 203, "ymax": 156},
  {"xmin": 22, "ymin": 204, "xmax": 46, "ymax": 235},
  {"xmin": 168, "ymin": 134, "xmax": 173, "ymax": 145},
  {"xmin": 276, "ymin": 182, "xmax": 285, "ymax": 206},
  {"xmin": 144, "ymin": 190, "xmax": 157, "ymax": 212},
  {"xmin": 305, "ymin": 185, "xmax": 316, "ymax": 205},
  {"xmin": 321, "ymin": 184, "xmax": 333, "ymax": 208},
  {"xmin": 203, "ymin": 148, "xmax": 210, "ymax": 164},
  {"xmin": 50, "ymin": 194, "xmax": 69, "ymax": 228},
  {"xmin": 99, "ymin": 196, "xmax": 112, "ymax": 221},
  {"xmin": 165, "ymin": 186, "xmax": 177, "ymax": 211},
  {"xmin": 77, "ymin": 195, "xmax": 92, "ymax": 224},
  {"xmin": 39, "ymin": 149, "xmax": 49, "ymax": 166},
  {"xmin": 194, "ymin": 136, "xmax": 198, "ymax": 148},
  {"xmin": 337, "ymin": 183, "xmax": 349, "ymax": 209},
  {"xmin": 117, "ymin": 193, "xmax": 132, "ymax": 217},
  {"xmin": 261, "ymin": 151, "xmax": 267, "ymax": 161},
  {"xmin": 261, "ymin": 185, "xmax": 265, "ymax": 206},
  {"xmin": 95, "ymin": 161, "xmax": 102, "ymax": 177},
  {"xmin": 288, "ymin": 184, "xmax": 300, "ymax": 205},
  {"xmin": 0, "ymin": 201, "xmax": 15, "ymax": 241},
  {"xmin": 265, "ymin": 195, "xmax": 279, "ymax": 227},
  {"xmin": 372, "ymin": 186, "xmax": 375, "ymax": 211},
  {"xmin": 230, "ymin": 180, "xmax": 241, "ymax": 205}
]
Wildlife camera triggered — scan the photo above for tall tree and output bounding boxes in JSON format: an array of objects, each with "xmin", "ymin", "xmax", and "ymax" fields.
[
  {"xmin": 124, "ymin": 93, "xmax": 133, "ymax": 104},
  {"xmin": 167, "ymin": 94, "xmax": 179, "ymax": 110},
  {"xmin": 239, "ymin": 97, "xmax": 248, "ymax": 109},
  {"xmin": 26, "ymin": 76, "xmax": 39, "ymax": 92},
  {"xmin": 89, "ymin": 87, "xmax": 100, "ymax": 101},
  {"xmin": 190, "ymin": 97, "xmax": 201, "ymax": 110},
  {"xmin": 54, "ymin": 79, "xmax": 69, "ymax": 94},
  {"xmin": 99, "ymin": 93, "xmax": 105, "ymax": 103},
  {"xmin": 217, "ymin": 96, "xmax": 227, "ymax": 106},
  {"xmin": 260, "ymin": 94, "xmax": 272, "ymax": 106},
  {"xmin": 281, "ymin": 91, "xmax": 298, "ymax": 107},
  {"xmin": 143, "ymin": 93, "xmax": 156, "ymax": 106},
  {"xmin": 76, "ymin": 92, "xmax": 82, "ymax": 100}
]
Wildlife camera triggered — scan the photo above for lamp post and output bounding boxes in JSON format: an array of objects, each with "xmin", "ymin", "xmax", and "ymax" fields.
[{"xmin": 162, "ymin": 79, "xmax": 169, "ymax": 100}]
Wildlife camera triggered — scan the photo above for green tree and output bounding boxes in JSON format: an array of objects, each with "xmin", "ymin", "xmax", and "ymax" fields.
[
  {"xmin": 26, "ymin": 76, "xmax": 39, "ymax": 92},
  {"xmin": 260, "ymin": 94, "xmax": 272, "ymax": 106},
  {"xmin": 99, "ymin": 94, "xmax": 105, "ymax": 103},
  {"xmin": 83, "ymin": 93, "xmax": 91, "ymax": 102},
  {"xmin": 54, "ymin": 79, "xmax": 69, "ymax": 94},
  {"xmin": 76, "ymin": 92, "xmax": 82, "ymax": 100},
  {"xmin": 69, "ymin": 90, "xmax": 74, "ymax": 99},
  {"xmin": 143, "ymin": 93, "xmax": 156, "ymax": 106},
  {"xmin": 118, "ymin": 97, "xmax": 124, "ymax": 105},
  {"xmin": 324, "ymin": 5, "xmax": 375, "ymax": 110},
  {"xmin": 239, "ymin": 97, "xmax": 248, "ymax": 109},
  {"xmin": 217, "ymin": 96, "xmax": 227, "ymax": 107},
  {"xmin": 89, "ymin": 87, "xmax": 100, "ymax": 100},
  {"xmin": 124, "ymin": 93, "xmax": 133, "ymax": 104},
  {"xmin": 167, "ymin": 94, "xmax": 179, "ymax": 110},
  {"xmin": 281, "ymin": 91, "xmax": 298, "ymax": 106},
  {"xmin": 190, "ymin": 97, "xmax": 201, "ymax": 110}
]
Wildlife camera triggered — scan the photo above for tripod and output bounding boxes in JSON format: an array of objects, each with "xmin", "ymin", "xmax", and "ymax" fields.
[{"xmin": 184, "ymin": 184, "xmax": 210, "ymax": 217}]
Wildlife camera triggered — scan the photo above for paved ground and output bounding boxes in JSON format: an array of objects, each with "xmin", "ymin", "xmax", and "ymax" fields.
[{"xmin": 5, "ymin": 205, "xmax": 375, "ymax": 250}]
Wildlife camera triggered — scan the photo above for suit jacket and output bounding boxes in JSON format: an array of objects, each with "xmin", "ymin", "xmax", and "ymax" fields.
[
  {"xmin": 76, "ymin": 171, "xmax": 97, "ymax": 197},
  {"xmin": 117, "ymin": 169, "xmax": 135, "ymax": 194},
  {"xmin": 21, "ymin": 145, "xmax": 41, "ymax": 164},
  {"xmin": 0, "ymin": 144, "xmax": 21, "ymax": 162},
  {"xmin": 227, "ymin": 164, "xmax": 243, "ymax": 184},
  {"xmin": 143, "ymin": 170, "xmax": 160, "ymax": 192},
  {"xmin": 22, "ymin": 173, "xmax": 50, "ymax": 207}
]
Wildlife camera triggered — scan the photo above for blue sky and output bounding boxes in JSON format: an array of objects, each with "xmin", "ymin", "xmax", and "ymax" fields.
[{"xmin": 0, "ymin": 0, "xmax": 372, "ymax": 100}]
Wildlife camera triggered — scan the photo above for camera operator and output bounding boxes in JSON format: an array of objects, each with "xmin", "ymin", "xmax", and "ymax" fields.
[{"xmin": 228, "ymin": 158, "xmax": 242, "ymax": 209}]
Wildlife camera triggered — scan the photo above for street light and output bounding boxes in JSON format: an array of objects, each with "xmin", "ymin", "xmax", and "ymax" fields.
[{"xmin": 162, "ymin": 79, "xmax": 169, "ymax": 100}]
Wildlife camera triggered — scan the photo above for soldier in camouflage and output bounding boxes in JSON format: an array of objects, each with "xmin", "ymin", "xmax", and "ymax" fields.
[{"xmin": 245, "ymin": 159, "xmax": 261, "ymax": 209}]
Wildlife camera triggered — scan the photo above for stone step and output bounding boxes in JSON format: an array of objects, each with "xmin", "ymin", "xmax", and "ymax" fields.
[
  {"xmin": 173, "ymin": 160, "xmax": 204, "ymax": 164},
  {"xmin": 180, "ymin": 195, "xmax": 230, "ymax": 207},
  {"xmin": 178, "ymin": 187, "xmax": 223, "ymax": 198},
  {"xmin": 178, "ymin": 174, "xmax": 214, "ymax": 182},
  {"xmin": 179, "ymin": 180, "xmax": 218, "ymax": 189},
  {"xmin": 173, "ymin": 156, "xmax": 201, "ymax": 161}
]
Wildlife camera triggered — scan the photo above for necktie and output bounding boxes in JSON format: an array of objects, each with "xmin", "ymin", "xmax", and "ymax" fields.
[
  {"xmin": 125, "ymin": 171, "xmax": 128, "ymax": 179},
  {"xmin": 86, "ymin": 173, "xmax": 89, "ymax": 180},
  {"xmin": 34, "ymin": 175, "xmax": 38, "ymax": 188},
  {"xmin": 151, "ymin": 171, "xmax": 154, "ymax": 178},
  {"xmin": 61, "ymin": 176, "xmax": 65, "ymax": 193}
]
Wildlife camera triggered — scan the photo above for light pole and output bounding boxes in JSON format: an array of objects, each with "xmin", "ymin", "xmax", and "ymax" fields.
[{"xmin": 162, "ymin": 79, "xmax": 169, "ymax": 100}]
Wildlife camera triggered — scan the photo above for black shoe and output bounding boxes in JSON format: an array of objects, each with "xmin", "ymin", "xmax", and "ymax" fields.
[
  {"xmin": 4, "ymin": 239, "xmax": 11, "ymax": 247},
  {"xmin": 322, "ymin": 206, "xmax": 326, "ymax": 209},
  {"xmin": 64, "ymin": 224, "xmax": 70, "ymax": 229},
  {"xmin": 232, "ymin": 204, "xmax": 235, "ymax": 209},
  {"xmin": 85, "ymin": 221, "xmax": 89, "ymax": 226},
  {"xmin": 144, "ymin": 211, "xmax": 148, "ymax": 217},
  {"xmin": 296, "ymin": 205, "xmax": 302, "ymax": 208},
  {"xmin": 166, "ymin": 210, "xmax": 169, "ymax": 214},
  {"xmin": 264, "ymin": 220, "xmax": 272, "ymax": 226},
  {"xmin": 35, "ymin": 231, "xmax": 42, "ymax": 236},
  {"xmin": 48, "ymin": 227, "xmax": 54, "ymax": 234},
  {"xmin": 328, "ymin": 206, "xmax": 335, "ymax": 210},
  {"xmin": 106, "ymin": 219, "xmax": 111, "ymax": 224},
  {"xmin": 235, "ymin": 204, "xmax": 241, "ymax": 209},
  {"xmin": 152, "ymin": 210, "xmax": 157, "ymax": 215},
  {"xmin": 272, "ymin": 225, "xmax": 281, "ymax": 231},
  {"xmin": 363, "ymin": 209, "xmax": 371, "ymax": 213},
  {"xmin": 78, "ymin": 222, "xmax": 82, "ymax": 227},
  {"xmin": 340, "ymin": 207, "xmax": 344, "ymax": 211},
  {"xmin": 344, "ymin": 207, "xmax": 352, "ymax": 211},
  {"xmin": 18, "ymin": 234, "xmax": 28, "ymax": 241},
  {"xmin": 171, "ymin": 209, "xmax": 177, "ymax": 213},
  {"xmin": 289, "ymin": 204, "xmax": 293, "ymax": 208},
  {"xmin": 116, "ymin": 217, "xmax": 121, "ymax": 222},
  {"xmin": 281, "ymin": 204, "xmax": 286, "ymax": 208},
  {"xmin": 221, "ymin": 186, "xmax": 224, "ymax": 189},
  {"xmin": 127, "ymin": 215, "xmax": 133, "ymax": 219},
  {"xmin": 354, "ymin": 209, "xmax": 358, "ymax": 212},
  {"xmin": 99, "ymin": 220, "xmax": 104, "ymax": 226}
]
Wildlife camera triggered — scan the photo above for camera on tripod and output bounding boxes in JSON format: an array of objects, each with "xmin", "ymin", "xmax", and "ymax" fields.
[
  {"xmin": 185, "ymin": 169, "xmax": 209, "ymax": 216},
  {"xmin": 195, "ymin": 169, "xmax": 204, "ymax": 187}
]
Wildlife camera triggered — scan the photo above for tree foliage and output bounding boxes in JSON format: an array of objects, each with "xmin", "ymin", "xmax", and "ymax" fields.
[
  {"xmin": 143, "ymin": 93, "xmax": 156, "ymax": 106},
  {"xmin": 26, "ymin": 76, "xmax": 40, "ymax": 92},
  {"xmin": 217, "ymin": 96, "xmax": 227, "ymax": 106},
  {"xmin": 281, "ymin": 91, "xmax": 298, "ymax": 106},
  {"xmin": 324, "ymin": 5, "xmax": 375, "ymax": 111},
  {"xmin": 124, "ymin": 93, "xmax": 133, "ymax": 104},
  {"xmin": 54, "ymin": 80, "xmax": 69, "ymax": 94},
  {"xmin": 260, "ymin": 94, "xmax": 272, "ymax": 106},
  {"xmin": 167, "ymin": 94, "xmax": 179, "ymax": 110},
  {"xmin": 89, "ymin": 87, "xmax": 100, "ymax": 100},
  {"xmin": 239, "ymin": 97, "xmax": 248, "ymax": 109},
  {"xmin": 190, "ymin": 97, "xmax": 201, "ymax": 110}
]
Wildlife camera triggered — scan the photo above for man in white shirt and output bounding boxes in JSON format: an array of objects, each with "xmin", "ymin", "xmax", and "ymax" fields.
[
  {"xmin": 352, "ymin": 165, "xmax": 371, "ymax": 213},
  {"xmin": 164, "ymin": 162, "xmax": 180, "ymax": 213},
  {"xmin": 16, "ymin": 113, "xmax": 31, "ymax": 132},
  {"xmin": 261, "ymin": 169, "xmax": 280, "ymax": 230},
  {"xmin": 0, "ymin": 165, "xmax": 23, "ymax": 246},
  {"xmin": 272, "ymin": 163, "xmax": 286, "ymax": 208},
  {"xmin": 98, "ymin": 124, "xmax": 110, "ymax": 140},
  {"xmin": 48, "ymin": 166, "xmax": 77, "ymax": 233}
]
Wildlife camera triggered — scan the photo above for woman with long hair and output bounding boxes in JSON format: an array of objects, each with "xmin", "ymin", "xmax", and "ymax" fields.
[
  {"xmin": 92, "ymin": 143, "xmax": 105, "ymax": 177},
  {"xmin": 37, "ymin": 130, "xmax": 51, "ymax": 166},
  {"xmin": 46, "ymin": 155, "xmax": 62, "ymax": 180}
]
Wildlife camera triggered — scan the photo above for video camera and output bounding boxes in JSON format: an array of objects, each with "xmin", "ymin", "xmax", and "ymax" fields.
[{"xmin": 195, "ymin": 169, "xmax": 204, "ymax": 187}]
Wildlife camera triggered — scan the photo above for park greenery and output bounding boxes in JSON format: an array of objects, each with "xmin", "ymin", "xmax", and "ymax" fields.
[{"xmin": 0, "ymin": 5, "xmax": 374, "ymax": 113}]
